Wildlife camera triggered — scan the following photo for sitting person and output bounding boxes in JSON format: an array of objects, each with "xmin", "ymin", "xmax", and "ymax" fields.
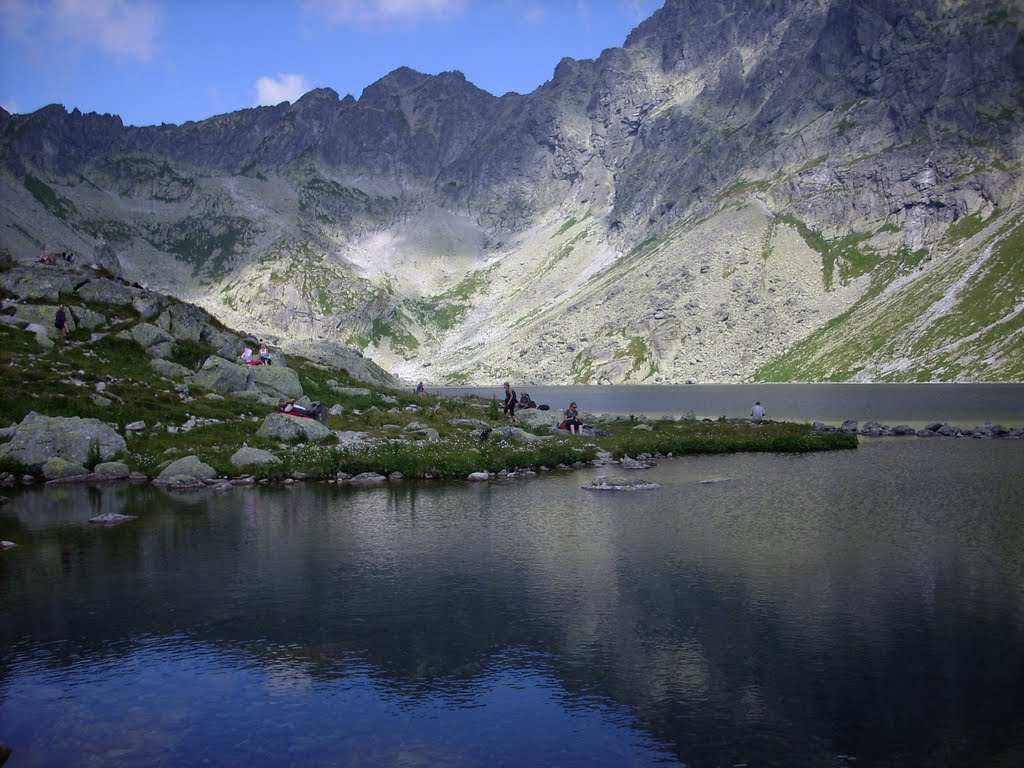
[
  {"xmin": 241, "ymin": 346, "xmax": 262, "ymax": 365},
  {"xmin": 258, "ymin": 341, "xmax": 273, "ymax": 366},
  {"xmin": 277, "ymin": 398, "xmax": 328, "ymax": 424},
  {"xmin": 415, "ymin": 381, "xmax": 425, "ymax": 394},
  {"xmin": 559, "ymin": 402, "xmax": 583, "ymax": 435},
  {"xmin": 517, "ymin": 392, "xmax": 537, "ymax": 409}
]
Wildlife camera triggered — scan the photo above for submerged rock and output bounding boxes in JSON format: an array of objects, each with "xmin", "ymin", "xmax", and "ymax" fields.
[
  {"xmin": 88, "ymin": 512, "xmax": 138, "ymax": 525},
  {"xmin": 582, "ymin": 475, "xmax": 660, "ymax": 491}
]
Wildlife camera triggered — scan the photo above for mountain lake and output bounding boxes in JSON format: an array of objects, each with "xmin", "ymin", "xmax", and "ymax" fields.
[{"xmin": 1, "ymin": 384, "xmax": 1023, "ymax": 767}]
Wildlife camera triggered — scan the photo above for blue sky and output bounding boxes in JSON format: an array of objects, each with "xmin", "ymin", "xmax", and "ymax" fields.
[{"xmin": 0, "ymin": 0, "xmax": 663, "ymax": 127}]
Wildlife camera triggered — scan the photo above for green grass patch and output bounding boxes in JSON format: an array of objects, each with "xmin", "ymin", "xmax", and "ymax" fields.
[{"xmin": 24, "ymin": 174, "xmax": 76, "ymax": 220}]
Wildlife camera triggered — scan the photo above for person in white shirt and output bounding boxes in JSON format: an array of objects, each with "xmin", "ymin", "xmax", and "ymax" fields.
[{"xmin": 750, "ymin": 401, "xmax": 766, "ymax": 421}]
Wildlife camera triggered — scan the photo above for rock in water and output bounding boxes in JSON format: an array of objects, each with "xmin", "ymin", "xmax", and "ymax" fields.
[
  {"xmin": 88, "ymin": 513, "xmax": 138, "ymax": 525},
  {"xmin": 582, "ymin": 475, "xmax": 660, "ymax": 491}
]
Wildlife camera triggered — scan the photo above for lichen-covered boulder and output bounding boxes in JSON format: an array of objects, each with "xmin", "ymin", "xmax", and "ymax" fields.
[
  {"xmin": 157, "ymin": 303, "xmax": 211, "ymax": 343},
  {"xmin": 150, "ymin": 359, "xmax": 193, "ymax": 379},
  {"xmin": 129, "ymin": 322, "xmax": 175, "ymax": 350},
  {"xmin": 93, "ymin": 462, "xmax": 131, "ymax": 480},
  {"xmin": 514, "ymin": 409, "xmax": 562, "ymax": 429},
  {"xmin": 42, "ymin": 457, "xmax": 90, "ymax": 481},
  {"xmin": 75, "ymin": 278, "xmax": 146, "ymax": 306},
  {"xmin": 188, "ymin": 356, "xmax": 251, "ymax": 394},
  {"xmin": 0, "ymin": 266, "xmax": 81, "ymax": 302},
  {"xmin": 256, "ymin": 413, "xmax": 332, "ymax": 442},
  {"xmin": 153, "ymin": 455, "xmax": 217, "ymax": 488},
  {"xmin": 230, "ymin": 446, "xmax": 281, "ymax": 469},
  {"xmin": 0, "ymin": 412, "xmax": 126, "ymax": 469},
  {"xmin": 248, "ymin": 364, "xmax": 303, "ymax": 399}
]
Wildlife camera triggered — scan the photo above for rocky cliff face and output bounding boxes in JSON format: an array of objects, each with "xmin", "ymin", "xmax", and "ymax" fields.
[{"xmin": 2, "ymin": 0, "xmax": 1022, "ymax": 384}]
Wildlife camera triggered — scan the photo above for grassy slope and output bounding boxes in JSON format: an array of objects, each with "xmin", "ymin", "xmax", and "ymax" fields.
[
  {"xmin": 0, "ymin": 280, "xmax": 856, "ymax": 480},
  {"xmin": 753, "ymin": 211, "xmax": 1024, "ymax": 382}
]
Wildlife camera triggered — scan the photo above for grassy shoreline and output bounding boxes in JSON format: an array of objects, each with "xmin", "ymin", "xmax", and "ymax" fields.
[{"xmin": 0, "ymin": 271, "xmax": 856, "ymax": 485}]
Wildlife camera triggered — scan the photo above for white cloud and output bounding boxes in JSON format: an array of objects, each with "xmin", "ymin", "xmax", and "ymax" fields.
[
  {"xmin": 53, "ymin": 0, "xmax": 162, "ymax": 59},
  {"xmin": 523, "ymin": 3, "xmax": 547, "ymax": 24},
  {"xmin": 255, "ymin": 74, "xmax": 312, "ymax": 106},
  {"xmin": 309, "ymin": 0, "xmax": 467, "ymax": 23},
  {"xmin": 2, "ymin": 0, "xmax": 162, "ymax": 59}
]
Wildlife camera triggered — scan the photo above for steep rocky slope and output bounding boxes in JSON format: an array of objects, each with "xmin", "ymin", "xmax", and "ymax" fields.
[{"xmin": 1, "ymin": 0, "xmax": 1022, "ymax": 383}]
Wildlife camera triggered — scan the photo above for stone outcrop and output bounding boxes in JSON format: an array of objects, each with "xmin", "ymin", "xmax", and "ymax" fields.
[
  {"xmin": 0, "ymin": 412, "xmax": 126, "ymax": 469},
  {"xmin": 256, "ymin": 413, "xmax": 332, "ymax": 442},
  {"xmin": 230, "ymin": 446, "xmax": 281, "ymax": 469},
  {"xmin": 153, "ymin": 456, "xmax": 217, "ymax": 489}
]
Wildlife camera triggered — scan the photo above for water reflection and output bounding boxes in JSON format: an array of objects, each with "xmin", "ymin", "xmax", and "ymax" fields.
[{"xmin": 2, "ymin": 440, "xmax": 1023, "ymax": 766}]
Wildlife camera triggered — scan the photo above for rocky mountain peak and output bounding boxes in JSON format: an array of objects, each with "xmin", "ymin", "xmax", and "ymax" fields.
[{"xmin": 1, "ymin": 0, "xmax": 1022, "ymax": 386}]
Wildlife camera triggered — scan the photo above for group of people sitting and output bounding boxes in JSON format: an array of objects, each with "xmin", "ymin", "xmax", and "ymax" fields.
[
  {"xmin": 241, "ymin": 341, "xmax": 273, "ymax": 366},
  {"xmin": 502, "ymin": 383, "xmax": 586, "ymax": 435},
  {"xmin": 276, "ymin": 398, "xmax": 328, "ymax": 424}
]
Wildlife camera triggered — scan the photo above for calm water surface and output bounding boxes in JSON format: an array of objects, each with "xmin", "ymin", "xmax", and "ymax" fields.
[
  {"xmin": 440, "ymin": 383, "xmax": 1024, "ymax": 427},
  {"xmin": 2, "ymin": 437, "xmax": 1023, "ymax": 767}
]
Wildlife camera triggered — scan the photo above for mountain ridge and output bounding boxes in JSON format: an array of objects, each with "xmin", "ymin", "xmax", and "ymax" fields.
[{"xmin": 2, "ymin": 0, "xmax": 1022, "ymax": 383}]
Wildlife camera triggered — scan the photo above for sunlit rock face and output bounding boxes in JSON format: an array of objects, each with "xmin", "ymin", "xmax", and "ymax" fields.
[{"xmin": 2, "ymin": 0, "xmax": 1022, "ymax": 384}]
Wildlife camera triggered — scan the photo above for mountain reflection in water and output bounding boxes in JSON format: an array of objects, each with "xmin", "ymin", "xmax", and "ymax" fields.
[{"xmin": 1, "ymin": 438, "xmax": 1023, "ymax": 767}]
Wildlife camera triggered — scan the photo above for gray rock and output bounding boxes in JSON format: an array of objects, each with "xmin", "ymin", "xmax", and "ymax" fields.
[
  {"xmin": 89, "ymin": 512, "xmax": 137, "ymax": 525},
  {"xmin": 582, "ymin": 475, "xmax": 660, "ymax": 491},
  {"xmin": 70, "ymin": 306, "xmax": 106, "ymax": 330},
  {"xmin": 230, "ymin": 446, "xmax": 281, "ymax": 468},
  {"xmin": 93, "ymin": 462, "xmax": 131, "ymax": 480},
  {"xmin": 188, "ymin": 356, "xmax": 251, "ymax": 394},
  {"xmin": 248, "ymin": 364, "xmax": 303, "ymax": 399},
  {"xmin": 0, "ymin": 412, "xmax": 126, "ymax": 469},
  {"xmin": 125, "ymin": 421, "xmax": 146, "ymax": 432},
  {"xmin": 620, "ymin": 455, "xmax": 655, "ymax": 470},
  {"xmin": 839, "ymin": 420, "xmax": 859, "ymax": 434},
  {"xmin": 150, "ymin": 359, "xmax": 193, "ymax": 379},
  {"xmin": 0, "ymin": 266, "xmax": 81, "ymax": 302},
  {"xmin": 513, "ymin": 409, "xmax": 561, "ymax": 429},
  {"xmin": 449, "ymin": 418, "xmax": 490, "ymax": 429},
  {"xmin": 130, "ymin": 322, "xmax": 175, "ymax": 350},
  {"xmin": 42, "ymin": 457, "xmax": 90, "ymax": 480},
  {"xmin": 467, "ymin": 472, "xmax": 491, "ymax": 481},
  {"xmin": 348, "ymin": 472, "xmax": 388, "ymax": 484},
  {"xmin": 75, "ymin": 278, "xmax": 145, "ymax": 306},
  {"xmin": 90, "ymin": 394, "xmax": 112, "ymax": 407},
  {"xmin": 256, "ymin": 413, "xmax": 332, "ymax": 442},
  {"xmin": 153, "ymin": 455, "xmax": 218, "ymax": 488}
]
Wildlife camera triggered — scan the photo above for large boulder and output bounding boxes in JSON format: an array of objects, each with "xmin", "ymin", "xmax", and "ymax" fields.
[
  {"xmin": 157, "ymin": 303, "xmax": 208, "ymax": 343},
  {"xmin": 42, "ymin": 457, "xmax": 90, "ymax": 481},
  {"xmin": 75, "ymin": 278, "xmax": 146, "ymax": 306},
  {"xmin": 230, "ymin": 446, "xmax": 281, "ymax": 469},
  {"xmin": 188, "ymin": 356, "xmax": 251, "ymax": 394},
  {"xmin": 128, "ymin": 322, "xmax": 175, "ymax": 350},
  {"xmin": 256, "ymin": 413, "xmax": 332, "ymax": 442},
  {"xmin": 153, "ymin": 455, "xmax": 217, "ymax": 488},
  {"xmin": 150, "ymin": 358, "xmax": 194, "ymax": 379},
  {"xmin": 514, "ymin": 408, "xmax": 562, "ymax": 429},
  {"xmin": 0, "ymin": 266, "xmax": 81, "ymax": 302},
  {"xmin": 248, "ymin": 364, "xmax": 303, "ymax": 399},
  {"xmin": 0, "ymin": 412, "xmax": 126, "ymax": 469}
]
